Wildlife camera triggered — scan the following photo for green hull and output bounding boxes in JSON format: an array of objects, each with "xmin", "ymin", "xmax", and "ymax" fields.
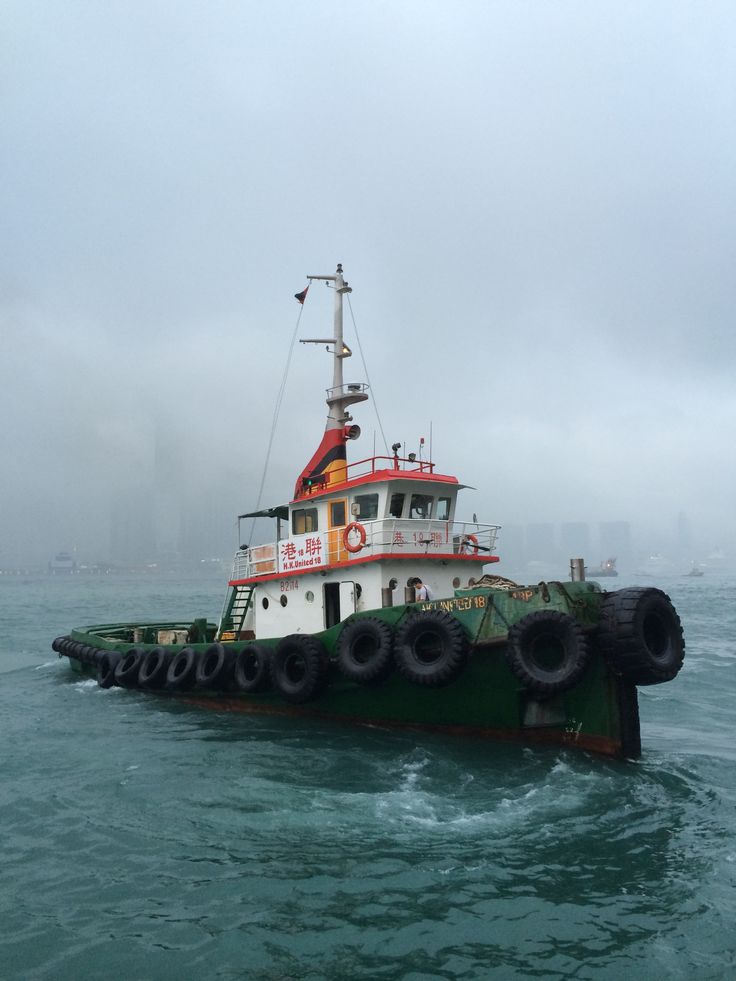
[{"xmin": 53, "ymin": 580, "xmax": 684, "ymax": 760}]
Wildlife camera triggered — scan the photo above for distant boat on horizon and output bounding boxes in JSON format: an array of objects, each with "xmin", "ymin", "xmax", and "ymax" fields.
[
  {"xmin": 48, "ymin": 551, "xmax": 77, "ymax": 575},
  {"xmin": 586, "ymin": 558, "xmax": 618, "ymax": 578},
  {"xmin": 685, "ymin": 564, "xmax": 704, "ymax": 578}
]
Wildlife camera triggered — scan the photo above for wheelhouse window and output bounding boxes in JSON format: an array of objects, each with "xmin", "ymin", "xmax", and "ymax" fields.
[
  {"xmin": 354, "ymin": 493, "xmax": 379, "ymax": 520},
  {"xmin": 292, "ymin": 507, "xmax": 318, "ymax": 534},
  {"xmin": 388, "ymin": 493, "xmax": 405, "ymax": 518},
  {"xmin": 329, "ymin": 500, "xmax": 346, "ymax": 526},
  {"xmin": 409, "ymin": 494, "xmax": 433, "ymax": 519},
  {"xmin": 436, "ymin": 496, "xmax": 452, "ymax": 521}
]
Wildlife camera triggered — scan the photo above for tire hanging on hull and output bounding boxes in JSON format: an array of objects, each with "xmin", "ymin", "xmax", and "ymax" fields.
[
  {"xmin": 166, "ymin": 647, "xmax": 200, "ymax": 691},
  {"xmin": 271, "ymin": 635, "xmax": 330, "ymax": 703},
  {"xmin": 114, "ymin": 647, "xmax": 146, "ymax": 688},
  {"xmin": 234, "ymin": 643, "xmax": 272, "ymax": 693},
  {"xmin": 598, "ymin": 587, "xmax": 685, "ymax": 685},
  {"xmin": 393, "ymin": 610, "xmax": 468, "ymax": 687},
  {"xmin": 97, "ymin": 651, "xmax": 122, "ymax": 689},
  {"xmin": 336, "ymin": 617, "xmax": 394, "ymax": 684},
  {"xmin": 506, "ymin": 611, "xmax": 591, "ymax": 696},
  {"xmin": 139, "ymin": 647, "xmax": 172, "ymax": 689},
  {"xmin": 195, "ymin": 643, "xmax": 234, "ymax": 691}
]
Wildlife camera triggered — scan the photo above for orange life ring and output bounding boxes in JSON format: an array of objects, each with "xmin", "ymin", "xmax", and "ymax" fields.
[
  {"xmin": 343, "ymin": 522, "xmax": 367, "ymax": 553},
  {"xmin": 460, "ymin": 533, "xmax": 479, "ymax": 554}
]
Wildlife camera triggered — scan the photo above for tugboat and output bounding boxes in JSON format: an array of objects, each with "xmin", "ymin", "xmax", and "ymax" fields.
[
  {"xmin": 586, "ymin": 558, "xmax": 618, "ymax": 578},
  {"xmin": 52, "ymin": 265, "xmax": 686, "ymax": 759}
]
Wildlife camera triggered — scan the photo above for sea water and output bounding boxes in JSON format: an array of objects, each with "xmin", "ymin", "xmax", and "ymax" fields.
[{"xmin": 1, "ymin": 571, "xmax": 735, "ymax": 980}]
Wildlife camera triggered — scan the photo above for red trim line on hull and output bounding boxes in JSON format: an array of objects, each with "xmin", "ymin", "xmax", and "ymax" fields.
[{"xmin": 230, "ymin": 550, "xmax": 498, "ymax": 586}]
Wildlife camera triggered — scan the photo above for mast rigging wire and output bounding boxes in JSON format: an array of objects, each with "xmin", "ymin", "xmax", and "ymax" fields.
[
  {"xmin": 347, "ymin": 293, "xmax": 390, "ymax": 456},
  {"xmin": 247, "ymin": 297, "xmax": 307, "ymax": 544},
  {"xmin": 246, "ymin": 283, "xmax": 386, "ymax": 546}
]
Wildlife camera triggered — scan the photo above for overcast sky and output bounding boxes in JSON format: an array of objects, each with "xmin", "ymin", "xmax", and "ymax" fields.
[{"xmin": 2, "ymin": 1, "xmax": 735, "ymax": 567}]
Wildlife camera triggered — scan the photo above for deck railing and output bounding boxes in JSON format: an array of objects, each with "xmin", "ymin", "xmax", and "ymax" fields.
[
  {"xmin": 230, "ymin": 519, "xmax": 500, "ymax": 580},
  {"xmin": 298, "ymin": 453, "xmax": 438, "ymax": 494},
  {"xmin": 346, "ymin": 454, "xmax": 436, "ymax": 478}
]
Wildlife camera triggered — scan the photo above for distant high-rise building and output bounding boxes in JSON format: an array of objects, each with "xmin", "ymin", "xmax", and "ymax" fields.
[
  {"xmin": 498, "ymin": 523, "xmax": 524, "ymax": 572},
  {"xmin": 110, "ymin": 490, "xmax": 156, "ymax": 564},
  {"xmin": 526, "ymin": 522, "xmax": 556, "ymax": 563},
  {"xmin": 676, "ymin": 511, "xmax": 692, "ymax": 553},
  {"xmin": 178, "ymin": 498, "xmax": 232, "ymax": 562},
  {"xmin": 561, "ymin": 522, "xmax": 590, "ymax": 561}
]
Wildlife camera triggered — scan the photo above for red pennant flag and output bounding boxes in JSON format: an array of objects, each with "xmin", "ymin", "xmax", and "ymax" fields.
[{"xmin": 294, "ymin": 285, "xmax": 309, "ymax": 305}]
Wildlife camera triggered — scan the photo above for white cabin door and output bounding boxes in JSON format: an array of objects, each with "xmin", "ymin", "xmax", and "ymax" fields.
[
  {"xmin": 339, "ymin": 580, "xmax": 356, "ymax": 617},
  {"xmin": 323, "ymin": 580, "xmax": 357, "ymax": 628}
]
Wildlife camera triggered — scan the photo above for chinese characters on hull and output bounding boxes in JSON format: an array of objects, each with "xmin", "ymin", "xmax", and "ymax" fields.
[
  {"xmin": 279, "ymin": 534, "xmax": 325, "ymax": 573},
  {"xmin": 392, "ymin": 530, "xmax": 446, "ymax": 548}
]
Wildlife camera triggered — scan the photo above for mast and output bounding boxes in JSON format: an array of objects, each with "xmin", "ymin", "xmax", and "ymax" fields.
[{"xmin": 294, "ymin": 264, "xmax": 368, "ymax": 498}]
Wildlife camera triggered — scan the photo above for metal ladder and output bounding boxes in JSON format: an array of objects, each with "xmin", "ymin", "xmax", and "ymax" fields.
[{"xmin": 217, "ymin": 584, "xmax": 255, "ymax": 640}]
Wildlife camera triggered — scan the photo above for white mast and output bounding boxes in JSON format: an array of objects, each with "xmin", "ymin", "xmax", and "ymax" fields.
[{"xmin": 301, "ymin": 263, "xmax": 368, "ymax": 433}]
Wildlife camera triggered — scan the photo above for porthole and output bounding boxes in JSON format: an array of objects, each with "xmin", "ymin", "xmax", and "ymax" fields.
[
  {"xmin": 280, "ymin": 595, "xmax": 288, "ymax": 607},
  {"xmin": 305, "ymin": 590, "xmax": 314, "ymax": 602},
  {"xmin": 262, "ymin": 597, "xmax": 269, "ymax": 610},
  {"xmin": 355, "ymin": 583, "xmax": 362, "ymax": 599},
  {"xmin": 468, "ymin": 578, "xmax": 476, "ymax": 588},
  {"xmin": 452, "ymin": 576, "xmax": 461, "ymax": 588}
]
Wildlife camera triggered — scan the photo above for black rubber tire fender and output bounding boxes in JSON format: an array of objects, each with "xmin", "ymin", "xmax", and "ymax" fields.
[
  {"xmin": 336, "ymin": 617, "xmax": 394, "ymax": 684},
  {"xmin": 234, "ymin": 643, "xmax": 272, "ymax": 693},
  {"xmin": 598, "ymin": 587, "xmax": 685, "ymax": 685},
  {"xmin": 506, "ymin": 610, "xmax": 591, "ymax": 696},
  {"xmin": 114, "ymin": 647, "xmax": 146, "ymax": 688},
  {"xmin": 271, "ymin": 635, "xmax": 329, "ymax": 704},
  {"xmin": 52, "ymin": 636, "xmax": 69, "ymax": 654},
  {"xmin": 138, "ymin": 646, "xmax": 172, "ymax": 689},
  {"xmin": 97, "ymin": 651, "xmax": 122, "ymax": 689},
  {"xmin": 393, "ymin": 610, "xmax": 468, "ymax": 687},
  {"xmin": 59, "ymin": 638, "xmax": 73, "ymax": 657},
  {"xmin": 78, "ymin": 644, "xmax": 95, "ymax": 664},
  {"xmin": 90, "ymin": 647, "xmax": 106, "ymax": 666},
  {"xmin": 195, "ymin": 643, "xmax": 235, "ymax": 690},
  {"xmin": 166, "ymin": 646, "xmax": 200, "ymax": 690}
]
